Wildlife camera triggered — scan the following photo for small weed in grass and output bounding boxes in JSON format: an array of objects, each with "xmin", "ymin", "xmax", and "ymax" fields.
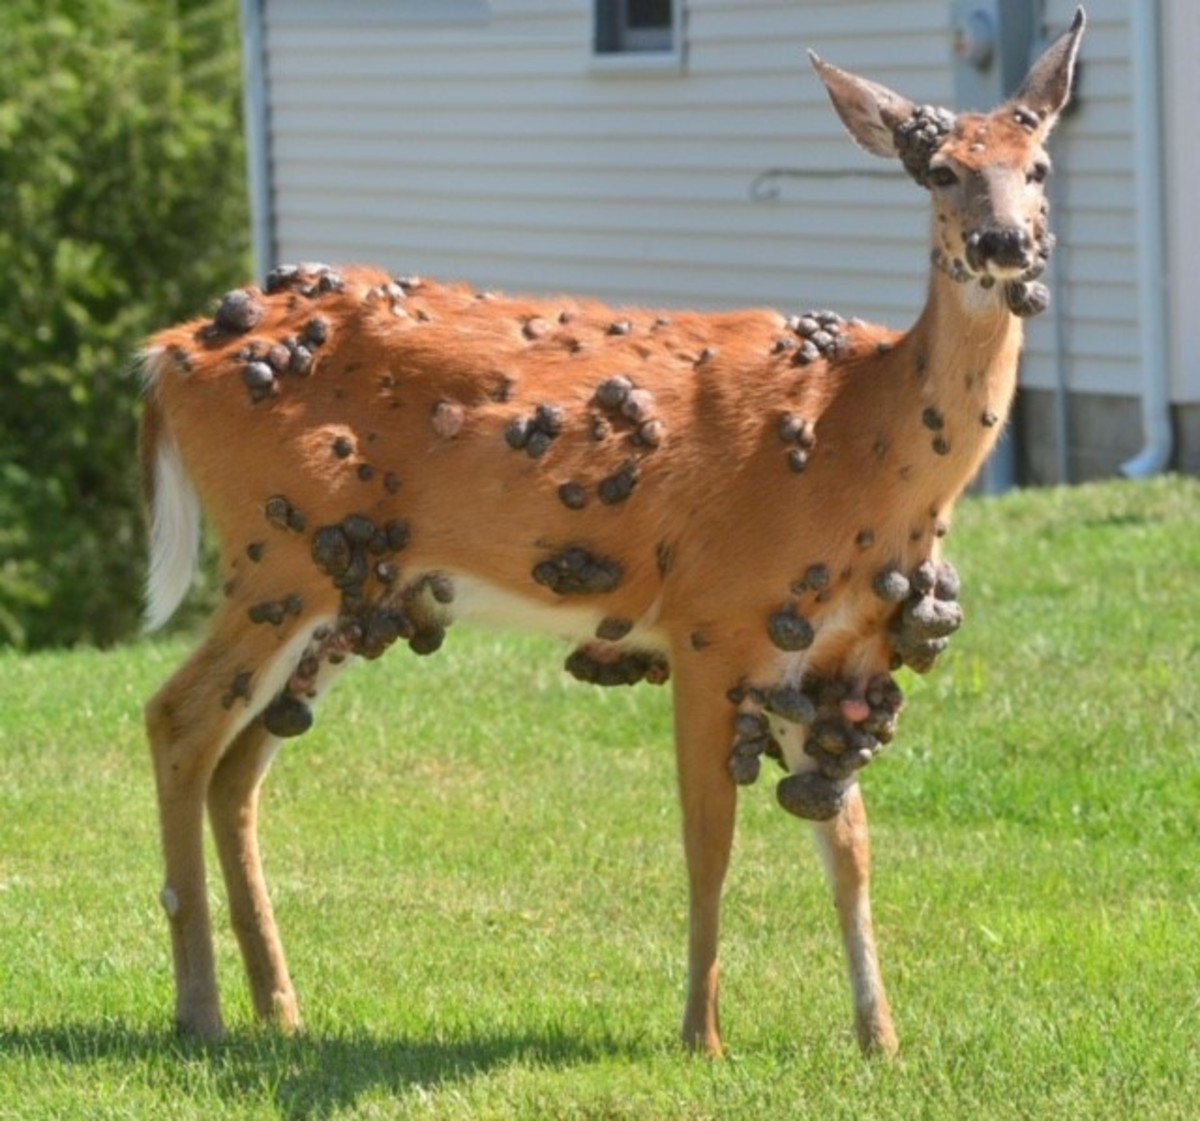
[{"xmin": 1, "ymin": 477, "xmax": 1198, "ymax": 1118}]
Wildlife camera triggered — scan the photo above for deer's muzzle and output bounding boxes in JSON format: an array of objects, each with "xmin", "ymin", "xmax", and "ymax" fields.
[{"xmin": 965, "ymin": 226, "xmax": 1034, "ymax": 275}]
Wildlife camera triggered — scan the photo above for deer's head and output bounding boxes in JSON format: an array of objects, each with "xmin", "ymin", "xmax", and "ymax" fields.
[{"xmin": 810, "ymin": 8, "xmax": 1085, "ymax": 317}]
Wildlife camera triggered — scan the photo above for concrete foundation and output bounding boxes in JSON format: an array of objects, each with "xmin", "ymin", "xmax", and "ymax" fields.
[{"xmin": 1015, "ymin": 390, "xmax": 1200, "ymax": 485}]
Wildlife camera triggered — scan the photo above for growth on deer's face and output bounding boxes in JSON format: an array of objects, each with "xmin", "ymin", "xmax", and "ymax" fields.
[{"xmin": 139, "ymin": 9, "xmax": 1084, "ymax": 1059}]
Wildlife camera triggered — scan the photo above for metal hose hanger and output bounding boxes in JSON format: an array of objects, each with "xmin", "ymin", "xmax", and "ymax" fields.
[{"xmin": 749, "ymin": 167, "xmax": 904, "ymax": 202}]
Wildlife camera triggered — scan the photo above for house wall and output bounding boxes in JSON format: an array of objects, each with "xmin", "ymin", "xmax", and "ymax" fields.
[
  {"xmin": 256, "ymin": 0, "xmax": 1190, "ymax": 480},
  {"xmin": 260, "ymin": 0, "xmax": 947, "ymax": 327},
  {"xmin": 1163, "ymin": 0, "xmax": 1199, "ymax": 405},
  {"xmin": 1162, "ymin": 0, "xmax": 1200, "ymax": 476},
  {"xmin": 1019, "ymin": 0, "xmax": 1140, "ymax": 403},
  {"xmin": 1017, "ymin": 0, "xmax": 1199, "ymax": 481}
]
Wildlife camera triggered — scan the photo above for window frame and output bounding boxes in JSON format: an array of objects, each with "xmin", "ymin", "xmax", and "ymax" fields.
[{"xmin": 590, "ymin": 0, "xmax": 685, "ymax": 75}]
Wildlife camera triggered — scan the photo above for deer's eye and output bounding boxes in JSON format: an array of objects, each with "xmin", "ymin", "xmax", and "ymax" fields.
[
  {"xmin": 1028, "ymin": 162, "xmax": 1050, "ymax": 184},
  {"xmin": 928, "ymin": 166, "xmax": 959, "ymax": 189}
]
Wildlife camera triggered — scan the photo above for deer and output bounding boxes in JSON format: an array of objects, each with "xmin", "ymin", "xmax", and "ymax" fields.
[{"xmin": 139, "ymin": 11, "xmax": 1084, "ymax": 1058}]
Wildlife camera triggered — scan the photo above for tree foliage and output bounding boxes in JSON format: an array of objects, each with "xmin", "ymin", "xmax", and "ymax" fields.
[{"xmin": 0, "ymin": 0, "xmax": 249, "ymax": 647}]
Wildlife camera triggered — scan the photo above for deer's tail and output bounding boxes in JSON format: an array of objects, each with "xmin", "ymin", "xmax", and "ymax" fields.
[{"xmin": 139, "ymin": 348, "xmax": 202, "ymax": 632}]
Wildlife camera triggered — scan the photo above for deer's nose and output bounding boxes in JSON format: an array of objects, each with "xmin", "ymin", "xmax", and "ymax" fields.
[{"xmin": 966, "ymin": 227, "xmax": 1033, "ymax": 272}]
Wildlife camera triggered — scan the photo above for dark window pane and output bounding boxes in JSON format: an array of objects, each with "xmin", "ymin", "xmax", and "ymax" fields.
[
  {"xmin": 627, "ymin": 0, "xmax": 671, "ymax": 30},
  {"xmin": 594, "ymin": 0, "xmax": 675, "ymax": 55}
]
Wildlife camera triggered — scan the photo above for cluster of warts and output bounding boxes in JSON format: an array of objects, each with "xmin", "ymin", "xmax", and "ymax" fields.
[
  {"xmin": 894, "ymin": 104, "xmax": 957, "ymax": 187},
  {"xmin": 549, "ymin": 374, "xmax": 669, "ymax": 509},
  {"xmin": 207, "ymin": 277, "xmax": 332, "ymax": 403},
  {"xmin": 726, "ymin": 673, "xmax": 904, "ymax": 821},
  {"xmin": 532, "ymin": 547, "xmax": 623, "ymax": 596},
  {"xmin": 226, "ymin": 495, "xmax": 456, "ymax": 735},
  {"xmin": 784, "ymin": 309, "xmax": 859, "ymax": 366},
  {"xmin": 565, "ymin": 645, "xmax": 669, "ymax": 687},
  {"xmin": 883, "ymin": 558, "xmax": 963, "ymax": 673},
  {"xmin": 725, "ymin": 555, "xmax": 962, "ymax": 817}
]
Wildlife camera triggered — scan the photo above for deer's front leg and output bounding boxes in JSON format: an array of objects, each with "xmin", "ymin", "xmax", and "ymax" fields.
[
  {"xmin": 671, "ymin": 656, "xmax": 739, "ymax": 1057},
  {"xmin": 811, "ymin": 782, "xmax": 898, "ymax": 1056}
]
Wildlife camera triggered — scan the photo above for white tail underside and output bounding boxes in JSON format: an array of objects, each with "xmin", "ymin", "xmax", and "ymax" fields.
[{"xmin": 142, "ymin": 354, "xmax": 202, "ymax": 632}]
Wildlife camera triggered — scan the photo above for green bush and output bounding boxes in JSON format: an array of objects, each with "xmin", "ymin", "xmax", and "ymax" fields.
[{"xmin": 0, "ymin": 0, "xmax": 248, "ymax": 648}]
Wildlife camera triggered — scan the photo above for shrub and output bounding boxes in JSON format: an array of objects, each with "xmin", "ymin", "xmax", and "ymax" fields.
[{"xmin": 0, "ymin": 0, "xmax": 248, "ymax": 647}]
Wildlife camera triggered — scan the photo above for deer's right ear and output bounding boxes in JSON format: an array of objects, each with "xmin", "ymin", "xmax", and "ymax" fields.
[{"xmin": 809, "ymin": 52, "xmax": 916, "ymax": 159}]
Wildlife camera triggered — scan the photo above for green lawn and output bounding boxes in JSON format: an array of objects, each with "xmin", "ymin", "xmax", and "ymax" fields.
[{"xmin": 1, "ymin": 476, "xmax": 1198, "ymax": 1119}]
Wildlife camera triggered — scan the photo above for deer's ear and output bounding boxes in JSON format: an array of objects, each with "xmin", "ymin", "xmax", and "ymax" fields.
[
  {"xmin": 1011, "ymin": 7, "xmax": 1086, "ymax": 130},
  {"xmin": 809, "ymin": 51, "xmax": 915, "ymax": 158}
]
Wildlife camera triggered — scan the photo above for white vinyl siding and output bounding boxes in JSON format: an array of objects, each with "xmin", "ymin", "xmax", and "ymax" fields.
[
  {"xmin": 1021, "ymin": 0, "xmax": 1142, "ymax": 399},
  {"xmin": 1163, "ymin": 0, "xmax": 1199, "ymax": 401},
  {"xmin": 259, "ymin": 0, "xmax": 1154, "ymax": 401}
]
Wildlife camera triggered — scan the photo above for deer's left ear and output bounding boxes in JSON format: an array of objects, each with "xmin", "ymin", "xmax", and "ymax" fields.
[{"xmin": 1011, "ymin": 7, "xmax": 1086, "ymax": 130}]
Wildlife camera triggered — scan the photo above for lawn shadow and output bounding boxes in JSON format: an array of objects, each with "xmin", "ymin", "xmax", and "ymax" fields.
[{"xmin": 0, "ymin": 1019, "xmax": 640, "ymax": 1117}]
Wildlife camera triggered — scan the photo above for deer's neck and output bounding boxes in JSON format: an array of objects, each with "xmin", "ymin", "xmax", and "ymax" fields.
[{"xmin": 897, "ymin": 269, "xmax": 1024, "ymax": 508}]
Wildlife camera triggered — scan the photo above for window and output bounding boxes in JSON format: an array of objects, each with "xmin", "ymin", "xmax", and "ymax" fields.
[{"xmin": 594, "ymin": 0, "xmax": 679, "ymax": 57}]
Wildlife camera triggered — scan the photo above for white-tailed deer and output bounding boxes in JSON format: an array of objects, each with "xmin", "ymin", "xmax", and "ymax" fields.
[{"xmin": 140, "ymin": 11, "xmax": 1084, "ymax": 1056}]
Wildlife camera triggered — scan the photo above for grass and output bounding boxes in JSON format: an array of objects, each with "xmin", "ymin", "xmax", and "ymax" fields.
[{"xmin": 1, "ymin": 475, "xmax": 1198, "ymax": 1119}]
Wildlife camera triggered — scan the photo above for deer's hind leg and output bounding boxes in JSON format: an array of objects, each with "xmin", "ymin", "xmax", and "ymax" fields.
[
  {"xmin": 206, "ymin": 636, "xmax": 348, "ymax": 1032},
  {"xmin": 206, "ymin": 722, "xmax": 295, "ymax": 1030},
  {"xmin": 146, "ymin": 603, "xmax": 336, "ymax": 1038}
]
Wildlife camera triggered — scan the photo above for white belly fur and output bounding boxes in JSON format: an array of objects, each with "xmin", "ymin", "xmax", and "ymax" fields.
[{"xmin": 442, "ymin": 572, "xmax": 669, "ymax": 653}]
